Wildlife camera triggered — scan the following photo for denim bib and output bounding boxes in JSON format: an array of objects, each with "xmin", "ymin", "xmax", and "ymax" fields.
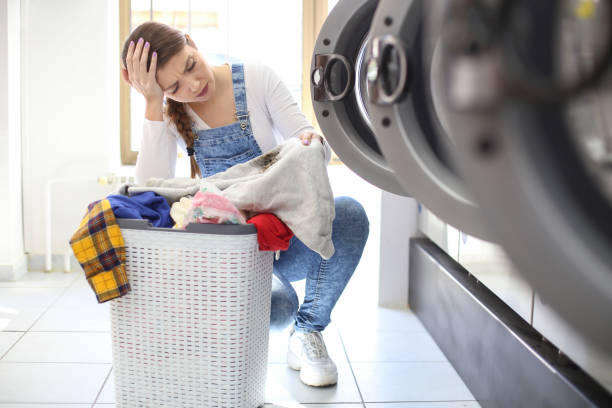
[{"xmin": 192, "ymin": 64, "xmax": 263, "ymax": 178}]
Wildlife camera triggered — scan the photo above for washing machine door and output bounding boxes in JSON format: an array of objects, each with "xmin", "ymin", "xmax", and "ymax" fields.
[
  {"xmin": 356, "ymin": 0, "xmax": 493, "ymax": 240},
  {"xmin": 310, "ymin": 0, "xmax": 407, "ymax": 196},
  {"xmin": 437, "ymin": 0, "xmax": 612, "ymax": 355}
]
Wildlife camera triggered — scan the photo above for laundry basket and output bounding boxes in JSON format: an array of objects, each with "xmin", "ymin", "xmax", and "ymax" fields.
[{"xmin": 110, "ymin": 219, "xmax": 274, "ymax": 408}]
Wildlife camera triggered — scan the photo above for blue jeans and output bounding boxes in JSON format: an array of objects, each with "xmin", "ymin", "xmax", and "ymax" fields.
[{"xmin": 269, "ymin": 196, "xmax": 369, "ymax": 333}]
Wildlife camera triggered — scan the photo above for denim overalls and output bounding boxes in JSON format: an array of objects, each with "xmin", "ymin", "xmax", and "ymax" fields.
[
  {"xmin": 193, "ymin": 64, "xmax": 262, "ymax": 178},
  {"xmin": 192, "ymin": 64, "xmax": 370, "ymax": 333}
]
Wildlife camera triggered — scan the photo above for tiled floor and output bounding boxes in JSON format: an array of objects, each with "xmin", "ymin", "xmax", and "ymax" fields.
[{"xmin": 0, "ymin": 165, "xmax": 479, "ymax": 407}]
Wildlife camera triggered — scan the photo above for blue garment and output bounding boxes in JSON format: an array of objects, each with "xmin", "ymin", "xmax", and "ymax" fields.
[
  {"xmin": 192, "ymin": 63, "xmax": 369, "ymax": 333},
  {"xmin": 107, "ymin": 192, "xmax": 173, "ymax": 228},
  {"xmin": 193, "ymin": 64, "xmax": 263, "ymax": 178},
  {"xmin": 271, "ymin": 196, "xmax": 369, "ymax": 332}
]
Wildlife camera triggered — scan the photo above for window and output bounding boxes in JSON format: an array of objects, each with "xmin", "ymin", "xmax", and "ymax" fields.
[{"xmin": 120, "ymin": 0, "xmax": 330, "ymax": 167}]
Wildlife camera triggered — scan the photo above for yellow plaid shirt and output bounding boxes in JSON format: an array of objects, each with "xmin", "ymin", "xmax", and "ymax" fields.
[{"xmin": 70, "ymin": 199, "xmax": 130, "ymax": 303}]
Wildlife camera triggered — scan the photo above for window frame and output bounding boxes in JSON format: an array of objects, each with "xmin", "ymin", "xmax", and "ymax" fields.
[{"xmin": 119, "ymin": 0, "xmax": 327, "ymax": 165}]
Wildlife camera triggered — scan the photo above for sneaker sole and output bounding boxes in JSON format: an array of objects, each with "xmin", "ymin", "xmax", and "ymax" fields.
[
  {"xmin": 300, "ymin": 366, "xmax": 338, "ymax": 387},
  {"xmin": 287, "ymin": 350, "xmax": 301, "ymax": 371}
]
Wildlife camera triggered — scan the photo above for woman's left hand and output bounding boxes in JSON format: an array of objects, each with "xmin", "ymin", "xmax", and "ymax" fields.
[{"xmin": 299, "ymin": 132, "xmax": 324, "ymax": 146}]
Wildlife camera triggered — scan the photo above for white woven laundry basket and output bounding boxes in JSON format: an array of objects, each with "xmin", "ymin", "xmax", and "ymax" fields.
[{"xmin": 111, "ymin": 219, "xmax": 274, "ymax": 408}]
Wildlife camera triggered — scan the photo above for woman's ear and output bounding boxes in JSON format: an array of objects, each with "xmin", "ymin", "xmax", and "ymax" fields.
[
  {"xmin": 121, "ymin": 68, "xmax": 131, "ymax": 85},
  {"xmin": 185, "ymin": 33, "xmax": 198, "ymax": 49}
]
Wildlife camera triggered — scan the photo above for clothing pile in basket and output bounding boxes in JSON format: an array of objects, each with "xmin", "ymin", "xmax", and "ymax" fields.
[{"xmin": 70, "ymin": 138, "xmax": 335, "ymax": 303}]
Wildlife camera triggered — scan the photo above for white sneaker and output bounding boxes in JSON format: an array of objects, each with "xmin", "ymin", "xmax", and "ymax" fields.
[{"xmin": 287, "ymin": 325, "xmax": 338, "ymax": 387}]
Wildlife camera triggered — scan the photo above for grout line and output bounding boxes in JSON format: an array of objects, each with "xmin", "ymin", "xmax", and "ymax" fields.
[
  {"xmin": 336, "ymin": 328, "xmax": 367, "ymax": 408},
  {"xmin": 0, "ymin": 273, "xmax": 84, "ymax": 360},
  {"xmin": 273, "ymin": 404, "xmax": 363, "ymax": 406},
  {"xmin": 0, "ymin": 361, "xmax": 112, "ymax": 365},
  {"xmin": 0, "ymin": 331, "xmax": 27, "ymax": 361},
  {"xmin": 335, "ymin": 328, "xmax": 432, "ymax": 335},
  {"xmin": 0, "ymin": 403, "xmax": 109, "ymax": 406},
  {"xmin": 25, "ymin": 330, "xmax": 111, "ymax": 333},
  {"xmin": 0, "ymin": 272, "xmax": 81, "ymax": 288},
  {"xmin": 348, "ymin": 360, "xmax": 455, "ymax": 364},
  {"xmin": 92, "ymin": 365, "xmax": 114, "ymax": 406},
  {"xmin": 364, "ymin": 400, "xmax": 479, "ymax": 404},
  {"xmin": 21, "ymin": 279, "xmax": 77, "ymax": 332}
]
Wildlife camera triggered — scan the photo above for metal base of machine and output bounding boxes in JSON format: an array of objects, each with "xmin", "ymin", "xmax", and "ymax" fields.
[{"xmin": 409, "ymin": 238, "xmax": 612, "ymax": 407}]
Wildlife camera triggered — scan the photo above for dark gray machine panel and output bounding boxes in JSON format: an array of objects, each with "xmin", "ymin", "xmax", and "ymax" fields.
[{"xmin": 410, "ymin": 238, "xmax": 612, "ymax": 407}]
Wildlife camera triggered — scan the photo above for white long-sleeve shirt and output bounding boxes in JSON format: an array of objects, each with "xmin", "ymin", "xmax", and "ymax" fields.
[{"xmin": 135, "ymin": 62, "xmax": 331, "ymax": 184}]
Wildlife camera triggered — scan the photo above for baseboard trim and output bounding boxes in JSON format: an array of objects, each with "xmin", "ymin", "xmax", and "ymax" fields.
[
  {"xmin": 0, "ymin": 254, "xmax": 28, "ymax": 281},
  {"xmin": 26, "ymin": 253, "xmax": 80, "ymax": 272},
  {"xmin": 409, "ymin": 238, "xmax": 612, "ymax": 407}
]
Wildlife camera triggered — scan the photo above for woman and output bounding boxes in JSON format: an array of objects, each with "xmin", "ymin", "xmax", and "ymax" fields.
[{"xmin": 121, "ymin": 21, "xmax": 369, "ymax": 387}]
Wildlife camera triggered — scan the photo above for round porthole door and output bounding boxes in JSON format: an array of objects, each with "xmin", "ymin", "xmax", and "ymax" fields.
[
  {"xmin": 361, "ymin": 0, "xmax": 494, "ymax": 241},
  {"xmin": 311, "ymin": 0, "xmax": 408, "ymax": 196}
]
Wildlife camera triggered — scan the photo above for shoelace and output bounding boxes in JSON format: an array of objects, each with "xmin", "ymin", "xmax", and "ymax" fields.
[{"xmin": 303, "ymin": 331, "xmax": 329, "ymax": 359}]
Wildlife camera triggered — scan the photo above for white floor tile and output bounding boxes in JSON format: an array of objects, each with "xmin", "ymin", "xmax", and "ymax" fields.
[
  {"xmin": 265, "ymin": 362, "xmax": 361, "ymax": 404},
  {"xmin": 94, "ymin": 405, "xmax": 116, "ymax": 408},
  {"xmin": 30, "ymin": 305, "xmax": 110, "ymax": 332},
  {"xmin": 0, "ymin": 272, "xmax": 79, "ymax": 289},
  {"xmin": 0, "ymin": 404, "xmax": 91, "ymax": 407},
  {"xmin": 0, "ymin": 405, "xmax": 91, "ymax": 407},
  {"xmin": 352, "ymin": 362, "xmax": 475, "ymax": 402},
  {"xmin": 341, "ymin": 330, "xmax": 447, "ymax": 362},
  {"xmin": 99, "ymin": 350, "xmax": 361, "ymax": 405},
  {"xmin": 264, "ymin": 404, "xmax": 363, "ymax": 407},
  {"xmin": 3, "ymin": 332, "xmax": 112, "ymax": 363},
  {"xmin": 95, "ymin": 369, "xmax": 115, "ymax": 404},
  {"xmin": 365, "ymin": 403, "xmax": 480, "ymax": 408},
  {"xmin": 334, "ymin": 305, "xmax": 426, "ymax": 334},
  {"xmin": 0, "ymin": 307, "xmax": 49, "ymax": 332},
  {"xmin": 0, "ymin": 288, "xmax": 65, "ymax": 332},
  {"xmin": 0, "ymin": 288, "xmax": 64, "ymax": 309},
  {"xmin": 0, "ymin": 363, "xmax": 111, "ymax": 404},
  {"xmin": 53, "ymin": 276, "xmax": 101, "ymax": 307},
  {"xmin": 0, "ymin": 332, "xmax": 23, "ymax": 359},
  {"xmin": 265, "ymin": 320, "xmax": 360, "ymax": 404}
]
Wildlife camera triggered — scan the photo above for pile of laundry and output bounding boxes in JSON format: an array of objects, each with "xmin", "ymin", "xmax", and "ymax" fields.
[
  {"xmin": 112, "ymin": 180, "xmax": 295, "ymax": 252},
  {"xmin": 69, "ymin": 138, "xmax": 335, "ymax": 303}
]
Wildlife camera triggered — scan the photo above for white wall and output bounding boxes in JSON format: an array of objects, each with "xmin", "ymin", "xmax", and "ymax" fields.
[
  {"xmin": 378, "ymin": 191, "xmax": 418, "ymax": 308},
  {"xmin": 21, "ymin": 0, "xmax": 120, "ymax": 256},
  {"xmin": 0, "ymin": 0, "xmax": 26, "ymax": 279}
]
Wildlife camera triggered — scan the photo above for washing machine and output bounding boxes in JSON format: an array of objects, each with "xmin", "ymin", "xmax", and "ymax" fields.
[
  {"xmin": 311, "ymin": 0, "xmax": 612, "ymax": 405},
  {"xmin": 435, "ymin": 0, "xmax": 612, "ymax": 354},
  {"xmin": 309, "ymin": 0, "xmax": 492, "ymax": 240}
]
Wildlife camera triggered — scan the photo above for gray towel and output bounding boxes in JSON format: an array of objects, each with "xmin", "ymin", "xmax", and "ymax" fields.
[
  {"xmin": 207, "ymin": 138, "xmax": 335, "ymax": 259},
  {"xmin": 117, "ymin": 138, "xmax": 335, "ymax": 259},
  {"xmin": 117, "ymin": 178, "xmax": 201, "ymax": 205}
]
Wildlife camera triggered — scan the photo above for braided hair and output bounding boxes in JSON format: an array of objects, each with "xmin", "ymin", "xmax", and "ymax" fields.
[{"xmin": 165, "ymin": 99, "xmax": 201, "ymax": 178}]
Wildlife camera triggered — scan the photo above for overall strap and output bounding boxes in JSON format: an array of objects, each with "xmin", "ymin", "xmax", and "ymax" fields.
[{"xmin": 231, "ymin": 63, "xmax": 249, "ymax": 120}]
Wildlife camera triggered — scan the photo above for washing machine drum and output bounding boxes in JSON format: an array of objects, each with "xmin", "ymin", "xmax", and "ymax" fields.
[
  {"xmin": 435, "ymin": 0, "xmax": 612, "ymax": 355},
  {"xmin": 312, "ymin": 0, "xmax": 493, "ymax": 240}
]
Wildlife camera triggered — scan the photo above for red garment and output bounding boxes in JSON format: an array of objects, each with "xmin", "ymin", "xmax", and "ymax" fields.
[{"xmin": 246, "ymin": 213, "xmax": 293, "ymax": 251}]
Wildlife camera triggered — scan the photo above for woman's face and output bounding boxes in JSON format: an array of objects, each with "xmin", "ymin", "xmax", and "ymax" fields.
[{"xmin": 156, "ymin": 43, "xmax": 216, "ymax": 103}]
